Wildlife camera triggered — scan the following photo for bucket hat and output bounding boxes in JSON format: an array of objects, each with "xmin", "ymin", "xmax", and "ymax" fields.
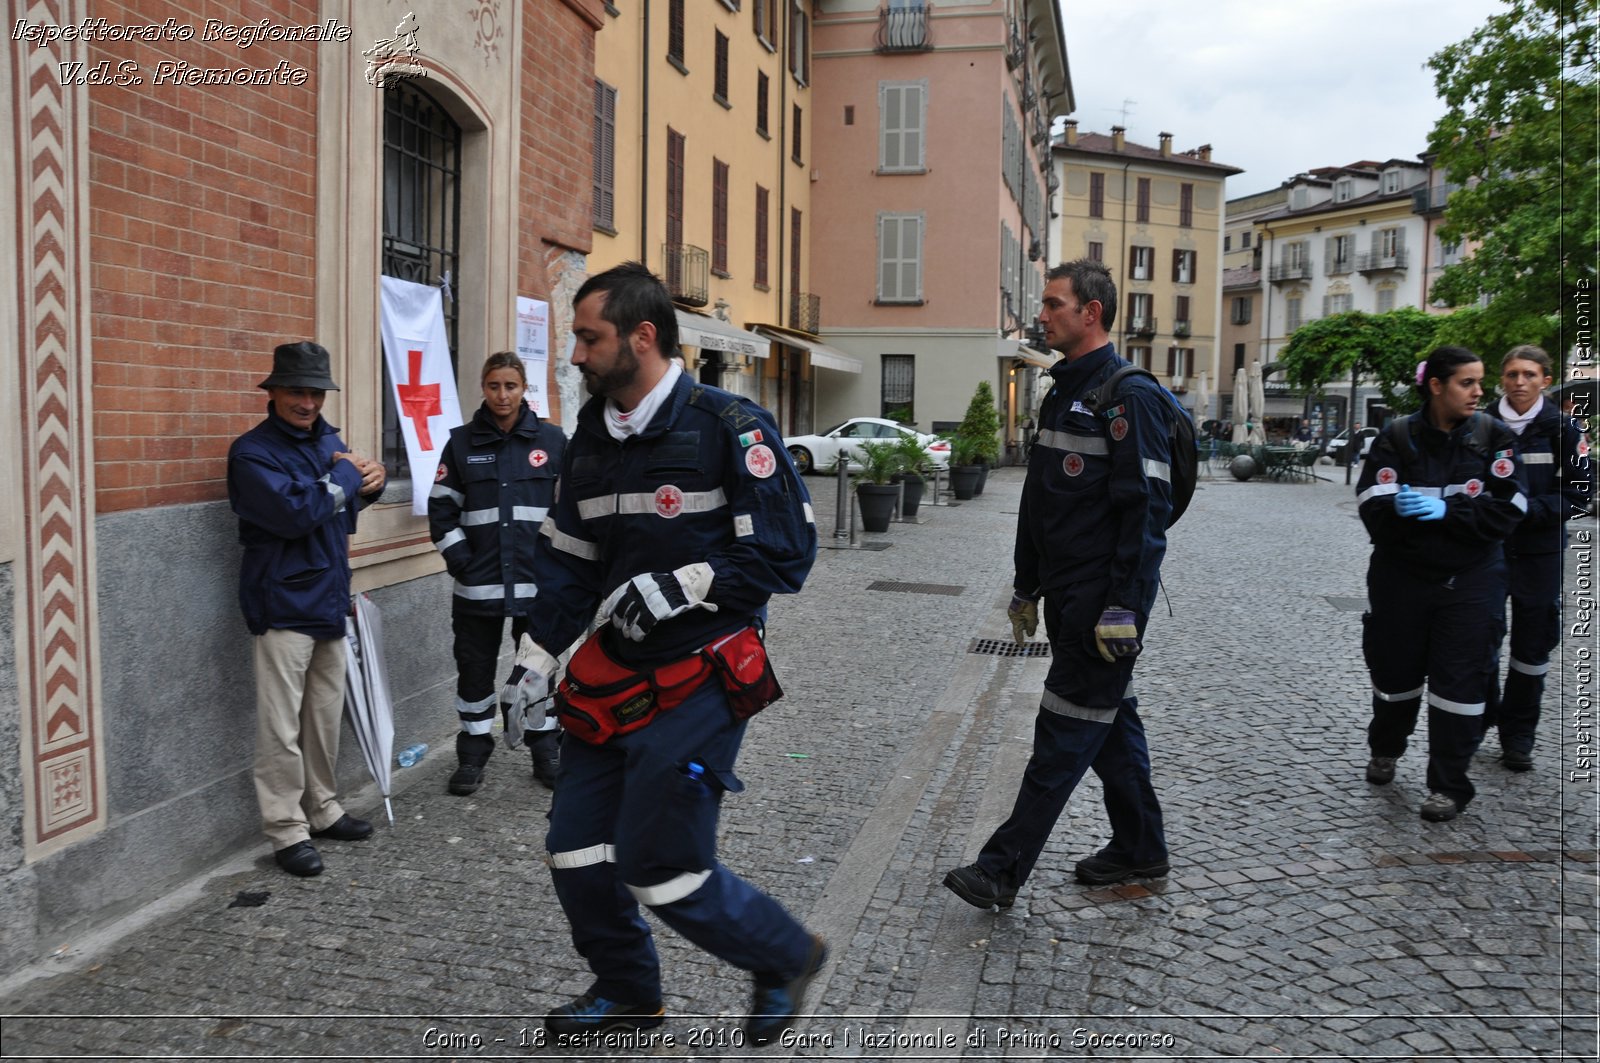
[{"xmin": 258, "ymin": 341, "xmax": 340, "ymax": 391}]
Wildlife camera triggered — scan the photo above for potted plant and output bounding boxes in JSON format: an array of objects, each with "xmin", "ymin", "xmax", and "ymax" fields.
[
  {"xmin": 892, "ymin": 432, "xmax": 929, "ymax": 518},
  {"xmin": 947, "ymin": 434, "xmax": 985, "ymax": 500},
  {"xmin": 852, "ymin": 439, "xmax": 904, "ymax": 532},
  {"xmin": 955, "ymin": 381, "xmax": 1002, "ymax": 496}
]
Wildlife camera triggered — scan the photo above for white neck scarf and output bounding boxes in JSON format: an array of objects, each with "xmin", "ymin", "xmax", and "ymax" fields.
[
  {"xmin": 1497, "ymin": 394, "xmax": 1542, "ymax": 436},
  {"xmin": 604, "ymin": 362, "xmax": 682, "ymax": 441}
]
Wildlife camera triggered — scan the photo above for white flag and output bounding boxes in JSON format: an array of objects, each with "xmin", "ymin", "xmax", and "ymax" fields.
[{"xmin": 378, "ymin": 276, "xmax": 464, "ymax": 515}]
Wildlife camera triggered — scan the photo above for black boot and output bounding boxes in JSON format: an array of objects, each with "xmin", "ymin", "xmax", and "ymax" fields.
[
  {"xmin": 528, "ymin": 729, "xmax": 560, "ymax": 790},
  {"xmin": 449, "ymin": 732, "xmax": 494, "ymax": 795}
]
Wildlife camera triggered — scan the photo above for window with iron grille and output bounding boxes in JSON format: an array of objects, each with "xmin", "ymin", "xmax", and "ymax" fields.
[
  {"xmin": 791, "ymin": 103, "xmax": 803, "ymax": 164},
  {"xmin": 382, "ymin": 81, "xmax": 461, "ymax": 479},
  {"xmin": 1179, "ymin": 183, "xmax": 1193, "ymax": 227},
  {"xmin": 756, "ymin": 71, "xmax": 769, "ymax": 136},
  {"xmin": 1089, "ymin": 172, "xmax": 1104, "ymax": 218},
  {"xmin": 668, "ymin": 0, "xmax": 686, "ymax": 67},
  {"xmin": 593, "ymin": 79, "xmax": 617, "ymax": 231},
  {"xmin": 714, "ymin": 31, "xmax": 730, "ymax": 104},
  {"xmin": 754, "ymin": 184, "xmax": 769, "ymax": 288},
  {"xmin": 1136, "ymin": 177, "xmax": 1151, "ymax": 222},
  {"xmin": 881, "ymin": 354, "xmax": 915, "ymax": 421},
  {"xmin": 712, "ymin": 159, "xmax": 729, "ymax": 276}
]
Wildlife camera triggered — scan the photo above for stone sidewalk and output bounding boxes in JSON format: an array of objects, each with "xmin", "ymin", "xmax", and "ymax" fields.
[{"xmin": 1, "ymin": 464, "xmax": 1596, "ymax": 1060}]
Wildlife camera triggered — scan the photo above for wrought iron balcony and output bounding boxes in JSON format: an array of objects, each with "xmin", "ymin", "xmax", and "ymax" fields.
[
  {"xmin": 662, "ymin": 242, "xmax": 709, "ymax": 306},
  {"xmin": 1129, "ymin": 317, "xmax": 1157, "ymax": 338},
  {"xmin": 1411, "ymin": 184, "xmax": 1455, "ymax": 215},
  {"xmin": 789, "ymin": 291, "xmax": 821, "ymax": 332},
  {"xmin": 1356, "ymin": 249, "xmax": 1409, "ymax": 273},
  {"xmin": 876, "ymin": 4, "xmax": 931, "ymax": 52},
  {"xmin": 1172, "ymin": 320, "xmax": 1191, "ymax": 338},
  {"xmin": 1268, "ymin": 262, "xmax": 1313, "ymax": 283}
]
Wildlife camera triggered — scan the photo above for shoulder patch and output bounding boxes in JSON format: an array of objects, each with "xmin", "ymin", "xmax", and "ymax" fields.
[{"xmin": 1103, "ymin": 403, "xmax": 1126, "ymax": 420}]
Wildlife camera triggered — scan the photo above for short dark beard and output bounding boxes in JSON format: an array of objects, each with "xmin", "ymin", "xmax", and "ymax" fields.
[{"xmin": 582, "ymin": 344, "xmax": 641, "ymax": 397}]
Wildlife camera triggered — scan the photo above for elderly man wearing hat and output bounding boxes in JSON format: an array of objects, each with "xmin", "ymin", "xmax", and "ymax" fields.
[{"xmin": 227, "ymin": 341, "xmax": 388, "ymax": 876}]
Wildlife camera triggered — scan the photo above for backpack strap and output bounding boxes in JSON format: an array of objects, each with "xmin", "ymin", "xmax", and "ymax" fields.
[{"xmin": 1084, "ymin": 364, "xmax": 1152, "ymax": 414}]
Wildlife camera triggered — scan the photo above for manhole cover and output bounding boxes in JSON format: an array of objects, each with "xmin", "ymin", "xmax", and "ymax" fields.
[
  {"xmin": 969, "ymin": 638, "xmax": 1051, "ymax": 658},
  {"xmin": 1325, "ymin": 596, "xmax": 1368, "ymax": 613},
  {"xmin": 867, "ymin": 581, "xmax": 965, "ymax": 596}
]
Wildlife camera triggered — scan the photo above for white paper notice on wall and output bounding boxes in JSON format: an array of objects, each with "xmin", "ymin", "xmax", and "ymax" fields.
[
  {"xmin": 378, "ymin": 276, "xmax": 465, "ymax": 515},
  {"xmin": 515, "ymin": 296, "xmax": 551, "ymax": 418}
]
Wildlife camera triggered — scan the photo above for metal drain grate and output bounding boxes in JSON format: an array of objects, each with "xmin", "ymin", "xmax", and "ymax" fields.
[
  {"xmin": 969, "ymin": 638, "xmax": 1052, "ymax": 658},
  {"xmin": 1325, "ymin": 596, "xmax": 1368, "ymax": 613},
  {"xmin": 867, "ymin": 581, "xmax": 966, "ymax": 596},
  {"xmin": 859, "ymin": 541, "xmax": 892, "ymax": 551}
]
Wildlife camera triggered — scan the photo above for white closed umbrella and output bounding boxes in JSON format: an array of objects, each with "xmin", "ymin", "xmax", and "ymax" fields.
[
  {"xmin": 1248, "ymin": 361, "xmax": 1268, "ymax": 445},
  {"xmin": 344, "ymin": 592, "xmax": 396, "ymax": 824},
  {"xmin": 1232, "ymin": 367, "xmax": 1250, "ymax": 444},
  {"xmin": 1195, "ymin": 370, "xmax": 1210, "ymax": 427}
]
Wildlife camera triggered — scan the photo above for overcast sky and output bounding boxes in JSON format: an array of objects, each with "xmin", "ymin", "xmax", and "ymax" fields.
[{"xmin": 1059, "ymin": 0, "xmax": 1508, "ymax": 198}]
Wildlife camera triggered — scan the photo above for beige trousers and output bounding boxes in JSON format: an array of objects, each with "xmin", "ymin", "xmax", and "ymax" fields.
[{"xmin": 253, "ymin": 629, "xmax": 348, "ymax": 849}]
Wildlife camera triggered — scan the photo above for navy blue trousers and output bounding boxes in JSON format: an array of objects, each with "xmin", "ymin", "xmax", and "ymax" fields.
[
  {"xmin": 976, "ymin": 579, "xmax": 1167, "ymax": 888},
  {"xmin": 1485, "ymin": 550, "xmax": 1561, "ymax": 755},
  {"xmin": 544, "ymin": 680, "xmax": 812, "ymax": 1002}
]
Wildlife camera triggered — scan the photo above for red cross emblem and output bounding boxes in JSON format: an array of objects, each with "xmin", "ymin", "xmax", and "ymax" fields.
[
  {"xmin": 1109, "ymin": 417, "xmax": 1129, "ymax": 442},
  {"xmin": 1464, "ymin": 478, "xmax": 1484, "ymax": 497},
  {"xmin": 1376, "ymin": 467, "xmax": 1397, "ymax": 485},
  {"xmin": 654, "ymin": 484, "xmax": 685, "ymax": 518},
  {"xmin": 529, "ymin": 450, "xmax": 549, "ymax": 468},
  {"xmin": 1491, "ymin": 458, "xmax": 1515, "ymax": 479},
  {"xmin": 746, "ymin": 444, "xmax": 777, "ymax": 479},
  {"xmin": 1063, "ymin": 453, "xmax": 1085, "ymax": 477},
  {"xmin": 397, "ymin": 348, "xmax": 443, "ymax": 450},
  {"xmin": 435, "ymin": 463, "xmax": 448, "ymax": 482}
]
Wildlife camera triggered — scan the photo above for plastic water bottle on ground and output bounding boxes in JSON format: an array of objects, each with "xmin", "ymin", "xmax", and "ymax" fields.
[{"xmin": 396, "ymin": 742, "xmax": 428, "ymax": 768}]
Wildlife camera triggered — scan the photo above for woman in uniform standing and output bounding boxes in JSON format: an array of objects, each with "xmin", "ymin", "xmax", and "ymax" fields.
[
  {"xmin": 1483, "ymin": 345, "xmax": 1591, "ymax": 770},
  {"xmin": 1356, "ymin": 347, "xmax": 1527, "ymax": 822},
  {"xmin": 429, "ymin": 351, "xmax": 566, "ymax": 793}
]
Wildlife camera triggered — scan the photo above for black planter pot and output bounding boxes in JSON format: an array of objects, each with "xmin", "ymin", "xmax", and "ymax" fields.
[
  {"xmin": 898, "ymin": 473, "xmax": 925, "ymax": 518},
  {"xmin": 973, "ymin": 462, "xmax": 990, "ymax": 495},
  {"xmin": 949, "ymin": 465, "xmax": 982, "ymax": 500},
  {"xmin": 857, "ymin": 483, "xmax": 900, "ymax": 532}
]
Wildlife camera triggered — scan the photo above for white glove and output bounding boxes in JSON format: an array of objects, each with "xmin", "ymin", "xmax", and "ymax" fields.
[
  {"xmin": 501, "ymin": 635, "xmax": 559, "ymax": 750},
  {"xmin": 598, "ymin": 562, "xmax": 718, "ymax": 642}
]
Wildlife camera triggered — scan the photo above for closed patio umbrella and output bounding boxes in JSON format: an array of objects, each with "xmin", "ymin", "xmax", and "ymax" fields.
[
  {"xmin": 344, "ymin": 592, "xmax": 396, "ymax": 824},
  {"xmin": 1232, "ymin": 367, "xmax": 1250, "ymax": 444},
  {"xmin": 1249, "ymin": 361, "xmax": 1268, "ymax": 445}
]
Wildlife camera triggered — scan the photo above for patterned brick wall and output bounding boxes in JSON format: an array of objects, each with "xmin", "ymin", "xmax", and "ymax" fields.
[
  {"xmin": 522, "ymin": 0, "xmax": 602, "ymax": 268},
  {"xmin": 86, "ymin": 0, "xmax": 319, "ymax": 512}
]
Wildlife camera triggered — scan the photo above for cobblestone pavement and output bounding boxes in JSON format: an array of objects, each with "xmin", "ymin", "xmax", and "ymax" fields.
[{"xmin": 2, "ymin": 463, "xmax": 1597, "ymax": 1061}]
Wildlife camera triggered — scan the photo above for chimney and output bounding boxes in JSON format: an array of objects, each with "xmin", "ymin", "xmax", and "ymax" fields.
[
  {"xmin": 1197, "ymin": 143, "xmax": 1213, "ymax": 162},
  {"xmin": 1063, "ymin": 118, "xmax": 1078, "ymax": 147},
  {"xmin": 1111, "ymin": 125, "xmax": 1125, "ymax": 152},
  {"xmin": 1159, "ymin": 132, "xmax": 1172, "ymax": 157}
]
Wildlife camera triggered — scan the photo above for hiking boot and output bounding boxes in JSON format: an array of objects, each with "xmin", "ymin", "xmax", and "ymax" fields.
[
  {"xmin": 1420, "ymin": 792, "xmax": 1460, "ymax": 822},
  {"xmin": 447, "ymin": 761, "xmax": 486, "ymax": 795},
  {"xmin": 1074, "ymin": 850, "xmax": 1170, "ymax": 886},
  {"xmin": 1502, "ymin": 749, "xmax": 1533, "ymax": 772},
  {"xmin": 745, "ymin": 934, "xmax": 827, "ymax": 1046},
  {"xmin": 529, "ymin": 729, "xmax": 560, "ymax": 790},
  {"xmin": 942, "ymin": 864, "xmax": 1017, "ymax": 910},
  {"xmin": 545, "ymin": 991, "xmax": 665, "ymax": 1037},
  {"xmin": 449, "ymin": 732, "xmax": 492, "ymax": 796},
  {"xmin": 1365, "ymin": 756, "xmax": 1397, "ymax": 785}
]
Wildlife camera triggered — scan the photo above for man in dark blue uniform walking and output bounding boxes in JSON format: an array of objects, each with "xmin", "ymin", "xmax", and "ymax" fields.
[
  {"xmin": 507, "ymin": 262, "xmax": 825, "ymax": 1045},
  {"xmin": 944, "ymin": 259, "xmax": 1172, "ymax": 911}
]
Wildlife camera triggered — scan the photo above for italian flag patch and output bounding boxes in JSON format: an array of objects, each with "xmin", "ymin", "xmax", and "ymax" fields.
[{"xmin": 739, "ymin": 429, "xmax": 764, "ymax": 447}]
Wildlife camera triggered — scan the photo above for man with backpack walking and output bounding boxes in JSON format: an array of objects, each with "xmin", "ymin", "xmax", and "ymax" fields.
[{"xmin": 943, "ymin": 259, "xmax": 1176, "ymax": 911}]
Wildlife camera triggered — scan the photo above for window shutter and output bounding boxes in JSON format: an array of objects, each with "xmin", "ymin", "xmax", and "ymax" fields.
[
  {"xmin": 712, "ymin": 159, "xmax": 728, "ymax": 273},
  {"xmin": 669, "ymin": 0, "xmax": 684, "ymax": 60},
  {"xmin": 1324, "ymin": 240, "xmax": 1335, "ymax": 274},
  {"xmin": 879, "ymin": 216, "xmax": 898, "ymax": 300},
  {"xmin": 905, "ymin": 82, "xmax": 924, "ymax": 169},
  {"xmin": 592, "ymin": 80, "xmax": 616, "ymax": 230},
  {"xmin": 1393, "ymin": 228, "xmax": 1406, "ymax": 253},
  {"xmin": 755, "ymin": 185, "xmax": 769, "ymax": 287}
]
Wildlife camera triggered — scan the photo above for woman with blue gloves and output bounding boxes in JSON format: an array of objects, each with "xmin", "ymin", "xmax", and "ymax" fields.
[{"xmin": 1355, "ymin": 347, "xmax": 1528, "ymax": 822}]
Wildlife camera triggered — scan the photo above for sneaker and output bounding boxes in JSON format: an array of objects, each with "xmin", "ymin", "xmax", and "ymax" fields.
[
  {"xmin": 1420, "ymin": 792, "xmax": 1460, "ymax": 822},
  {"xmin": 448, "ymin": 761, "xmax": 486, "ymax": 796},
  {"xmin": 529, "ymin": 730, "xmax": 560, "ymax": 790},
  {"xmin": 544, "ymin": 991, "xmax": 665, "ymax": 1037},
  {"xmin": 942, "ymin": 863, "xmax": 1017, "ymax": 910},
  {"xmin": 1365, "ymin": 756, "xmax": 1397, "ymax": 785},
  {"xmin": 745, "ymin": 934, "xmax": 827, "ymax": 1046},
  {"xmin": 1502, "ymin": 749, "xmax": 1533, "ymax": 772},
  {"xmin": 1074, "ymin": 850, "xmax": 1170, "ymax": 886}
]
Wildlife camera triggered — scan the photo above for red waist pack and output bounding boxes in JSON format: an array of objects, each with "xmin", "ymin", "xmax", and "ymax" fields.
[
  {"xmin": 704, "ymin": 626, "xmax": 784, "ymax": 720},
  {"xmin": 555, "ymin": 632, "xmax": 711, "ymax": 745}
]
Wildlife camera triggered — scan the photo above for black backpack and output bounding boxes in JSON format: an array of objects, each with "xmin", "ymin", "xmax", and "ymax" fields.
[
  {"xmin": 1083, "ymin": 365, "xmax": 1198, "ymax": 527},
  {"xmin": 1381, "ymin": 411, "xmax": 1494, "ymax": 463}
]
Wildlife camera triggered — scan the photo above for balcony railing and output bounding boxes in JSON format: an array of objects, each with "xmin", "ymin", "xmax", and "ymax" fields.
[
  {"xmin": 788, "ymin": 291, "xmax": 821, "ymax": 332},
  {"xmin": 662, "ymin": 242, "xmax": 709, "ymax": 306},
  {"xmin": 875, "ymin": 4, "xmax": 931, "ymax": 52},
  {"xmin": 1411, "ymin": 184, "xmax": 1456, "ymax": 215},
  {"xmin": 1356, "ymin": 249, "xmax": 1409, "ymax": 273},
  {"xmin": 1129, "ymin": 317, "xmax": 1157, "ymax": 338},
  {"xmin": 1172, "ymin": 320, "xmax": 1191, "ymax": 338},
  {"xmin": 1268, "ymin": 262, "xmax": 1313, "ymax": 283}
]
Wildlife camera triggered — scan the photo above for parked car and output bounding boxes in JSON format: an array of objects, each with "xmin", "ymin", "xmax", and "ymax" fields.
[
  {"xmin": 785, "ymin": 417, "xmax": 951, "ymax": 475},
  {"xmin": 1323, "ymin": 426, "xmax": 1379, "ymax": 463}
]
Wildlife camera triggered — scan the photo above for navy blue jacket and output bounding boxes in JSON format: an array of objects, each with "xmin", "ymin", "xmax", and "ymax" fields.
[
  {"xmin": 428, "ymin": 402, "xmax": 566, "ymax": 615},
  {"xmin": 227, "ymin": 406, "xmax": 375, "ymax": 639},
  {"xmin": 1015, "ymin": 343, "xmax": 1172, "ymax": 617},
  {"xmin": 528, "ymin": 373, "xmax": 816, "ymax": 669},
  {"xmin": 1507, "ymin": 400, "xmax": 1591, "ymax": 557},
  {"xmin": 1357, "ymin": 411, "xmax": 1527, "ymax": 578}
]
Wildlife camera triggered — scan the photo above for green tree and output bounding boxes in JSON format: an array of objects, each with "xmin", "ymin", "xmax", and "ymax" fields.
[
  {"xmin": 1276, "ymin": 309, "xmax": 1442, "ymax": 416},
  {"xmin": 1425, "ymin": 0, "xmax": 1597, "ymax": 367},
  {"xmin": 956, "ymin": 380, "xmax": 1002, "ymax": 463}
]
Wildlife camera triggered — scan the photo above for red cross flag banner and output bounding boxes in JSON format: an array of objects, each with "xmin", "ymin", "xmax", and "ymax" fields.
[{"xmin": 379, "ymin": 276, "xmax": 464, "ymax": 515}]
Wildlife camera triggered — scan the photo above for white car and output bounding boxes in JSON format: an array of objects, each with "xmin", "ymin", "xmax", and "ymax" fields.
[{"xmin": 784, "ymin": 417, "xmax": 951, "ymax": 475}]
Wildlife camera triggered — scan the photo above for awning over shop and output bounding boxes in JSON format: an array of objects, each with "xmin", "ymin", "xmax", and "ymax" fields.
[
  {"xmin": 674, "ymin": 310, "xmax": 770, "ymax": 358},
  {"xmin": 751, "ymin": 325, "xmax": 863, "ymax": 373},
  {"xmin": 1004, "ymin": 340, "xmax": 1058, "ymax": 370}
]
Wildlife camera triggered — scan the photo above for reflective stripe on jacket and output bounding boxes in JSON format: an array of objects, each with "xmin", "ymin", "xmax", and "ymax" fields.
[{"xmin": 1507, "ymin": 402, "xmax": 1591, "ymax": 556}]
